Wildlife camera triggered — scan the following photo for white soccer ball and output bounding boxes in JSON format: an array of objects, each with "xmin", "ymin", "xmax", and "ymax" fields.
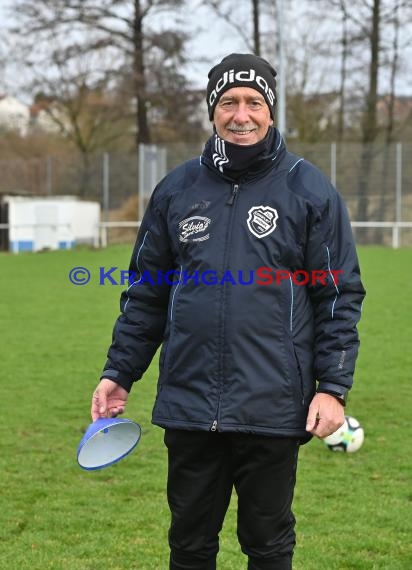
[{"xmin": 323, "ymin": 415, "xmax": 364, "ymax": 453}]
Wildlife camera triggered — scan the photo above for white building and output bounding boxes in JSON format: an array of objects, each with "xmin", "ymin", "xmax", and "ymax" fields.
[
  {"xmin": 0, "ymin": 95, "xmax": 30, "ymax": 136},
  {"xmin": 0, "ymin": 195, "xmax": 101, "ymax": 253}
]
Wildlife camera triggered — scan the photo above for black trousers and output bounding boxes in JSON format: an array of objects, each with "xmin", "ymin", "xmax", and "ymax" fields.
[{"xmin": 164, "ymin": 429, "xmax": 300, "ymax": 570}]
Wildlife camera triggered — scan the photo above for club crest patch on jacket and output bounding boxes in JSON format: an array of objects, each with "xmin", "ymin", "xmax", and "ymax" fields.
[{"xmin": 247, "ymin": 206, "xmax": 278, "ymax": 238}]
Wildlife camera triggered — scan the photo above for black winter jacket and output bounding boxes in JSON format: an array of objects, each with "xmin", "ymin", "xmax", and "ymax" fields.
[{"xmin": 102, "ymin": 129, "xmax": 365, "ymax": 440}]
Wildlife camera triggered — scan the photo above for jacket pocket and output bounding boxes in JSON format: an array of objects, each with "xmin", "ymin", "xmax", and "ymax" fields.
[
  {"xmin": 285, "ymin": 337, "xmax": 305, "ymax": 406},
  {"xmin": 161, "ymin": 284, "xmax": 181, "ymax": 376},
  {"xmin": 159, "ymin": 340, "xmax": 169, "ymax": 370},
  {"xmin": 292, "ymin": 344, "xmax": 305, "ymax": 404}
]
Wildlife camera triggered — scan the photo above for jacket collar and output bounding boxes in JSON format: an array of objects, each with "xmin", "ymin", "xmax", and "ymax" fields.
[{"xmin": 201, "ymin": 127, "xmax": 285, "ymax": 182}]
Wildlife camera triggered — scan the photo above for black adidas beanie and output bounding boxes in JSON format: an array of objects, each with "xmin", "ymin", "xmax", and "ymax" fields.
[{"xmin": 206, "ymin": 53, "xmax": 277, "ymax": 120}]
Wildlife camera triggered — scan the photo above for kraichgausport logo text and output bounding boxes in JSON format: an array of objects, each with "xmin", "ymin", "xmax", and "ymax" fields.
[{"xmin": 68, "ymin": 266, "xmax": 343, "ymax": 286}]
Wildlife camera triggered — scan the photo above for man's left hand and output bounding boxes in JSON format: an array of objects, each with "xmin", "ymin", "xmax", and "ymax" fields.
[{"xmin": 306, "ymin": 393, "xmax": 345, "ymax": 438}]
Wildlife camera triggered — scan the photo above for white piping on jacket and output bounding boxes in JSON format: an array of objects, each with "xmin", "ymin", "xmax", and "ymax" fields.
[
  {"xmin": 170, "ymin": 265, "xmax": 183, "ymax": 320},
  {"xmin": 325, "ymin": 245, "xmax": 340, "ymax": 318},
  {"xmin": 289, "ymin": 275, "xmax": 294, "ymax": 332},
  {"xmin": 289, "ymin": 158, "xmax": 304, "ymax": 173},
  {"xmin": 123, "ymin": 230, "xmax": 149, "ymax": 313}
]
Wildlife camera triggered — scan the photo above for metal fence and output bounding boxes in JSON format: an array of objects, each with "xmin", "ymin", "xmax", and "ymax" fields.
[{"xmin": 1, "ymin": 141, "xmax": 411, "ymax": 247}]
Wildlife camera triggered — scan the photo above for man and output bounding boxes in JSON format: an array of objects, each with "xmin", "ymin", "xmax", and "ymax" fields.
[{"xmin": 91, "ymin": 54, "xmax": 365, "ymax": 569}]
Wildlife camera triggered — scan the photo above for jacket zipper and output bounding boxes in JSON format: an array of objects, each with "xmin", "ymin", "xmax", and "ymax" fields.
[
  {"xmin": 211, "ymin": 182, "xmax": 240, "ymax": 431},
  {"xmin": 227, "ymin": 183, "xmax": 239, "ymax": 205}
]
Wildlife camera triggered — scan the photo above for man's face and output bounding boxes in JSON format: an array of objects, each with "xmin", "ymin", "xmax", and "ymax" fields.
[{"xmin": 213, "ymin": 87, "xmax": 273, "ymax": 146}]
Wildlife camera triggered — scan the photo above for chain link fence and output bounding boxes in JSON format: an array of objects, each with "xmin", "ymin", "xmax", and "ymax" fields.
[{"xmin": 1, "ymin": 141, "xmax": 411, "ymax": 246}]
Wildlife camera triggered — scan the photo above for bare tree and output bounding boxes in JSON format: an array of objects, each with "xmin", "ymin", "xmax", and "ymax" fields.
[
  {"xmin": 375, "ymin": 0, "xmax": 402, "ymax": 236},
  {"xmin": 10, "ymin": 0, "xmax": 188, "ymax": 147},
  {"xmin": 201, "ymin": 0, "xmax": 275, "ymax": 55},
  {"xmin": 336, "ymin": 0, "xmax": 350, "ymax": 141},
  {"xmin": 30, "ymin": 51, "xmax": 132, "ymax": 195},
  {"xmin": 353, "ymin": 0, "xmax": 380, "ymax": 225},
  {"xmin": 252, "ymin": 0, "xmax": 261, "ymax": 56},
  {"xmin": 281, "ymin": 5, "xmax": 341, "ymax": 141}
]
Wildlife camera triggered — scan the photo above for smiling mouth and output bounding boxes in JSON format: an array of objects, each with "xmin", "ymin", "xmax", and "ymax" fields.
[{"xmin": 228, "ymin": 129, "xmax": 256, "ymax": 135}]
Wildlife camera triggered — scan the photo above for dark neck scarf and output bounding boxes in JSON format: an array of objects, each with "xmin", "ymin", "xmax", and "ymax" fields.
[{"xmin": 202, "ymin": 127, "xmax": 283, "ymax": 181}]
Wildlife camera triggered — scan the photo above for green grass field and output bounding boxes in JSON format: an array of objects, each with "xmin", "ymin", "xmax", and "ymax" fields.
[{"xmin": 0, "ymin": 245, "xmax": 411, "ymax": 569}]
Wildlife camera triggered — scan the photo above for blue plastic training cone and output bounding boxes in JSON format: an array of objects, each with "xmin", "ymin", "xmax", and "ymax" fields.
[{"xmin": 77, "ymin": 417, "xmax": 142, "ymax": 470}]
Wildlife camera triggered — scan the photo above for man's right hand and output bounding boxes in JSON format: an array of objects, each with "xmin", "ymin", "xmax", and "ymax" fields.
[{"xmin": 91, "ymin": 378, "xmax": 129, "ymax": 422}]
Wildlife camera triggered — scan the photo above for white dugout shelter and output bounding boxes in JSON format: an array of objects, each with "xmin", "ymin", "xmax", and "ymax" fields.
[{"xmin": 0, "ymin": 195, "xmax": 100, "ymax": 253}]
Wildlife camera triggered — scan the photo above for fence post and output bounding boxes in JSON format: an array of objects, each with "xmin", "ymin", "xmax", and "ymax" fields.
[
  {"xmin": 394, "ymin": 142, "xmax": 402, "ymax": 249},
  {"xmin": 277, "ymin": 0, "xmax": 286, "ymax": 138},
  {"xmin": 138, "ymin": 144, "xmax": 145, "ymax": 221},
  {"xmin": 160, "ymin": 147, "xmax": 167, "ymax": 182},
  {"xmin": 331, "ymin": 142, "xmax": 337, "ymax": 187},
  {"xmin": 102, "ymin": 153, "xmax": 110, "ymax": 216},
  {"xmin": 100, "ymin": 224, "xmax": 107, "ymax": 248},
  {"xmin": 46, "ymin": 156, "xmax": 53, "ymax": 195},
  {"xmin": 102, "ymin": 152, "xmax": 110, "ymax": 248}
]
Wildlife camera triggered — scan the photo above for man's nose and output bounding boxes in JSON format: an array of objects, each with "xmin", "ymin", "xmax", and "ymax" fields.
[{"xmin": 232, "ymin": 103, "xmax": 250, "ymax": 122}]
